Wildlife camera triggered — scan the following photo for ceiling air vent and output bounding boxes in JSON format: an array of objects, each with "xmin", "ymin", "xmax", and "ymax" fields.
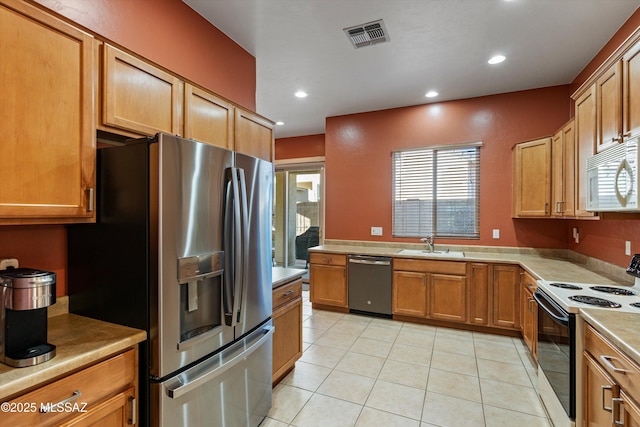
[{"xmin": 344, "ymin": 19, "xmax": 389, "ymax": 49}]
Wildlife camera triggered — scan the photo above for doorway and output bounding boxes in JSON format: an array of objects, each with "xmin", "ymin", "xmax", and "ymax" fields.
[{"xmin": 273, "ymin": 165, "xmax": 324, "ymax": 275}]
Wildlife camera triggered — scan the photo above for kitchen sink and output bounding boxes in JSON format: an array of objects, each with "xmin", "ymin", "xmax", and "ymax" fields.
[{"xmin": 397, "ymin": 249, "xmax": 465, "ymax": 258}]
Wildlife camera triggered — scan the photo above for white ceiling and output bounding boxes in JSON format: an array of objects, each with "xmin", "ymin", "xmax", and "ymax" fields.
[{"xmin": 183, "ymin": 0, "xmax": 640, "ymax": 138}]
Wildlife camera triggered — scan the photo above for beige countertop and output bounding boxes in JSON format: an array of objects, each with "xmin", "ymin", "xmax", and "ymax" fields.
[
  {"xmin": 0, "ymin": 313, "xmax": 146, "ymax": 401},
  {"xmin": 272, "ymin": 267, "xmax": 306, "ymax": 289},
  {"xmin": 580, "ymin": 309, "xmax": 640, "ymax": 366},
  {"xmin": 310, "ymin": 243, "xmax": 628, "ymax": 285}
]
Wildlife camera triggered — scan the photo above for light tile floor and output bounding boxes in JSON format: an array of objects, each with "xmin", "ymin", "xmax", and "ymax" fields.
[{"xmin": 264, "ymin": 291, "xmax": 552, "ymax": 427}]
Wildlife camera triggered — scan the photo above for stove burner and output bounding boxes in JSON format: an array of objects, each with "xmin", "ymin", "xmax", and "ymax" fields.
[
  {"xmin": 631, "ymin": 303, "xmax": 640, "ymax": 309},
  {"xmin": 568, "ymin": 295, "xmax": 622, "ymax": 308},
  {"xmin": 590, "ymin": 286, "xmax": 637, "ymax": 296},
  {"xmin": 549, "ymin": 282, "xmax": 583, "ymax": 290}
]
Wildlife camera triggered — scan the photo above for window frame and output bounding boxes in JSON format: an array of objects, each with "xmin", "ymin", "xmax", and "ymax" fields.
[{"xmin": 392, "ymin": 142, "xmax": 481, "ymax": 239}]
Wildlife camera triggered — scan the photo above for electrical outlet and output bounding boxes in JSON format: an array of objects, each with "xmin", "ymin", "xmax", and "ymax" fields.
[
  {"xmin": 626, "ymin": 241, "xmax": 632, "ymax": 256},
  {"xmin": 371, "ymin": 226, "xmax": 383, "ymax": 236},
  {"xmin": 492, "ymin": 229, "xmax": 500, "ymax": 239}
]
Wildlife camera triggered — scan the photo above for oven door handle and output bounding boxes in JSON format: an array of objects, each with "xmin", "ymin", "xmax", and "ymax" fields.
[{"xmin": 533, "ymin": 291, "xmax": 570, "ymax": 325}]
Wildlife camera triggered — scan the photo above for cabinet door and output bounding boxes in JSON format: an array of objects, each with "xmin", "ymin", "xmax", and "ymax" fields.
[
  {"xmin": 272, "ymin": 296, "xmax": 302, "ymax": 384},
  {"xmin": 583, "ymin": 352, "xmax": 618, "ymax": 427},
  {"xmin": 521, "ymin": 288, "xmax": 537, "ymax": 359},
  {"xmin": 468, "ymin": 263, "xmax": 490, "ymax": 325},
  {"xmin": 392, "ymin": 271, "xmax": 427, "ymax": 318},
  {"xmin": 620, "ymin": 390, "xmax": 640, "ymax": 427},
  {"xmin": 492, "ymin": 265, "xmax": 520, "ymax": 329},
  {"xmin": 309, "ymin": 265, "xmax": 347, "ymax": 307},
  {"xmin": 102, "ymin": 44, "xmax": 183, "ymax": 136},
  {"xmin": 551, "ymin": 121, "xmax": 576, "ymax": 217},
  {"xmin": 59, "ymin": 387, "xmax": 137, "ymax": 427},
  {"xmin": 0, "ymin": 0, "xmax": 95, "ymax": 223},
  {"xmin": 184, "ymin": 83, "xmax": 234, "ymax": 149},
  {"xmin": 234, "ymin": 109, "xmax": 274, "ymax": 161},
  {"xmin": 429, "ymin": 274, "xmax": 467, "ymax": 323},
  {"xmin": 574, "ymin": 85, "xmax": 597, "ymax": 217},
  {"xmin": 596, "ymin": 61, "xmax": 623, "ymax": 153},
  {"xmin": 513, "ymin": 138, "xmax": 551, "ymax": 217},
  {"xmin": 623, "ymin": 40, "xmax": 640, "ymax": 139}
]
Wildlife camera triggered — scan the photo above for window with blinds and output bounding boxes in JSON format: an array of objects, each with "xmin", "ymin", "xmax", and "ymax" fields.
[{"xmin": 392, "ymin": 143, "xmax": 481, "ymax": 238}]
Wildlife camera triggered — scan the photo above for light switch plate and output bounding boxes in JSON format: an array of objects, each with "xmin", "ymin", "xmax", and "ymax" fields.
[
  {"xmin": 626, "ymin": 241, "xmax": 632, "ymax": 256},
  {"xmin": 492, "ymin": 229, "xmax": 500, "ymax": 239},
  {"xmin": 371, "ymin": 226, "xmax": 383, "ymax": 236}
]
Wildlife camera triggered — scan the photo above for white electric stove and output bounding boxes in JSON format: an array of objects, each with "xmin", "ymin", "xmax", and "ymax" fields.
[{"xmin": 533, "ymin": 254, "xmax": 640, "ymax": 427}]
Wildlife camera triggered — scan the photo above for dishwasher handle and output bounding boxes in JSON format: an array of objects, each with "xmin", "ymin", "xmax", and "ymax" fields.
[{"xmin": 348, "ymin": 255, "xmax": 392, "ymax": 266}]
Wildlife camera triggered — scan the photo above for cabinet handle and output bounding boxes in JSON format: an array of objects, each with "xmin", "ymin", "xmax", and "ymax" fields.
[
  {"xmin": 40, "ymin": 390, "xmax": 82, "ymax": 413},
  {"xmin": 600, "ymin": 355, "xmax": 631, "ymax": 374},
  {"xmin": 282, "ymin": 290, "xmax": 294, "ymax": 298},
  {"xmin": 128, "ymin": 396, "xmax": 137, "ymax": 425},
  {"xmin": 601, "ymin": 385, "xmax": 613, "ymax": 412},
  {"xmin": 544, "ymin": 202, "xmax": 549, "ymax": 214},
  {"xmin": 612, "ymin": 397, "xmax": 624, "ymax": 426},
  {"xmin": 86, "ymin": 188, "xmax": 94, "ymax": 212},
  {"xmin": 623, "ymin": 132, "xmax": 632, "ymax": 138}
]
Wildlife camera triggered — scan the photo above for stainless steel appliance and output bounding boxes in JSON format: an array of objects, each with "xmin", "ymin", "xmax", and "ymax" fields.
[
  {"xmin": 587, "ymin": 136, "xmax": 639, "ymax": 212},
  {"xmin": 535, "ymin": 258, "xmax": 640, "ymax": 427},
  {"xmin": 68, "ymin": 133, "xmax": 273, "ymax": 427},
  {"xmin": 0, "ymin": 268, "xmax": 56, "ymax": 367},
  {"xmin": 348, "ymin": 255, "xmax": 392, "ymax": 316}
]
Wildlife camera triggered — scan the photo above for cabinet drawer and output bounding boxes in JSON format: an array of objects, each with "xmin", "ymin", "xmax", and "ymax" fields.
[
  {"xmin": 522, "ymin": 270, "xmax": 538, "ymax": 292},
  {"xmin": 4, "ymin": 349, "xmax": 136, "ymax": 427},
  {"xmin": 272, "ymin": 279, "xmax": 303, "ymax": 310},
  {"xmin": 585, "ymin": 324, "xmax": 640, "ymax": 400},
  {"xmin": 309, "ymin": 253, "xmax": 346, "ymax": 266},
  {"xmin": 393, "ymin": 259, "xmax": 466, "ymax": 275}
]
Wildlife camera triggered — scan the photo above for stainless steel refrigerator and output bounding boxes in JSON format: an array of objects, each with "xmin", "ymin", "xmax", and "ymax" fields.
[{"xmin": 68, "ymin": 133, "xmax": 273, "ymax": 427}]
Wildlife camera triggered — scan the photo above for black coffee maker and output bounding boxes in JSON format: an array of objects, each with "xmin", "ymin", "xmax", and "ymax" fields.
[{"xmin": 0, "ymin": 268, "xmax": 56, "ymax": 367}]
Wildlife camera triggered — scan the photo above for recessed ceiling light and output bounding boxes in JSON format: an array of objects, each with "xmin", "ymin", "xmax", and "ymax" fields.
[
  {"xmin": 294, "ymin": 91, "xmax": 308, "ymax": 98},
  {"xmin": 488, "ymin": 55, "xmax": 506, "ymax": 65},
  {"xmin": 276, "ymin": 121, "xmax": 284, "ymax": 126},
  {"xmin": 425, "ymin": 91, "xmax": 439, "ymax": 98}
]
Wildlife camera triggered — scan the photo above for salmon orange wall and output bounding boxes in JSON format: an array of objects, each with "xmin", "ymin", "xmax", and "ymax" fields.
[
  {"xmin": 275, "ymin": 134, "xmax": 325, "ymax": 160},
  {"xmin": 324, "ymin": 86, "xmax": 571, "ymax": 248},
  {"xmin": 0, "ymin": 226, "xmax": 67, "ymax": 297},
  {"xmin": 32, "ymin": 0, "xmax": 256, "ymax": 110}
]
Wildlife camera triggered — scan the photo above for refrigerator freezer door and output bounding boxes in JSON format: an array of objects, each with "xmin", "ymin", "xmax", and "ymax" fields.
[
  {"xmin": 155, "ymin": 134, "xmax": 235, "ymax": 378},
  {"xmin": 153, "ymin": 321, "xmax": 274, "ymax": 427}
]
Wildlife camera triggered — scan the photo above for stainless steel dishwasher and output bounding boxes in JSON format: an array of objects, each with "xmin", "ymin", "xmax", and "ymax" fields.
[{"xmin": 348, "ymin": 255, "xmax": 393, "ymax": 317}]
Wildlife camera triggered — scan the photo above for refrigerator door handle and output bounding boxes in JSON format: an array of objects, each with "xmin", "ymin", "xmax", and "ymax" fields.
[
  {"xmin": 223, "ymin": 170, "xmax": 237, "ymax": 326},
  {"xmin": 235, "ymin": 168, "xmax": 249, "ymax": 324},
  {"xmin": 166, "ymin": 325, "xmax": 274, "ymax": 399}
]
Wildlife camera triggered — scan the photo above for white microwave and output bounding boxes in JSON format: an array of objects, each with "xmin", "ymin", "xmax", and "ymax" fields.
[{"xmin": 587, "ymin": 137, "xmax": 639, "ymax": 212}]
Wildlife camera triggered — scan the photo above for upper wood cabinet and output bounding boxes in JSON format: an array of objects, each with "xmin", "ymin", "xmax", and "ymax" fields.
[
  {"xmin": 184, "ymin": 83, "xmax": 234, "ymax": 149},
  {"xmin": 596, "ymin": 60, "xmax": 623, "ymax": 153},
  {"xmin": 0, "ymin": 0, "xmax": 95, "ymax": 224},
  {"xmin": 574, "ymin": 84, "xmax": 598, "ymax": 218},
  {"xmin": 234, "ymin": 109, "xmax": 275, "ymax": 161},
  {"xmin": 623, "ymin": 41, "xmax": 640, "ymax": 139},
  {"xmin": 551, "ymin": 119, "xmax": 575, "ymax": 217},
  {"xmin": 513, "ymin": 137, "xmax": 552, "ymax": 217},
  {"xmin": 101, "ymin": 44, "xmax": 183, "ymax": 137}
]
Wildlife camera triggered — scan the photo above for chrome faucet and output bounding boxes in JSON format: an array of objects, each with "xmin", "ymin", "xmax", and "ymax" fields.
[{"xmin": 420, "ymin": 236, "xmax": 434, "ymax": 253}]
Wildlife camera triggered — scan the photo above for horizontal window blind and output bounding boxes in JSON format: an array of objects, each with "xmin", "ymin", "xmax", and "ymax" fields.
[{"xmin": 393, "ymin": 144, "xmax": 480, "ymax": 238}]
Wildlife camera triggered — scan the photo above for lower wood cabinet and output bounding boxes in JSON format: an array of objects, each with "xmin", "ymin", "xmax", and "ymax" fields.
[
  {"xmin": 392, "ymin": 270, "xmax": 427, "ymax": 317},
  {"xmin": 3, "ymin": 348, "xmax": 138, "ymax": 427},
  {"xmin": 468, "ymin": 263, "xmax": 490, "ymax": 325},
  {"xmin": 309, "ymin": 253, "xmax": 348, "ymax": 309},
  {"xmin": 520, "ymin": 271, "xmax": 538, "ymax": 359},
  {"xmin": 272, "ymin": 278, "xmax": 303, "ymax": 384},
  {"xmin": 429, "ymin": 273, "xmax": 467, "ymax": 323},
  {"xmin": 584, "ymin": 323, "xmax": 640, "ymax": 427},
  {"xmin": 492, "ymin": 264, "xmax": 520, "ymax": 330}
]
